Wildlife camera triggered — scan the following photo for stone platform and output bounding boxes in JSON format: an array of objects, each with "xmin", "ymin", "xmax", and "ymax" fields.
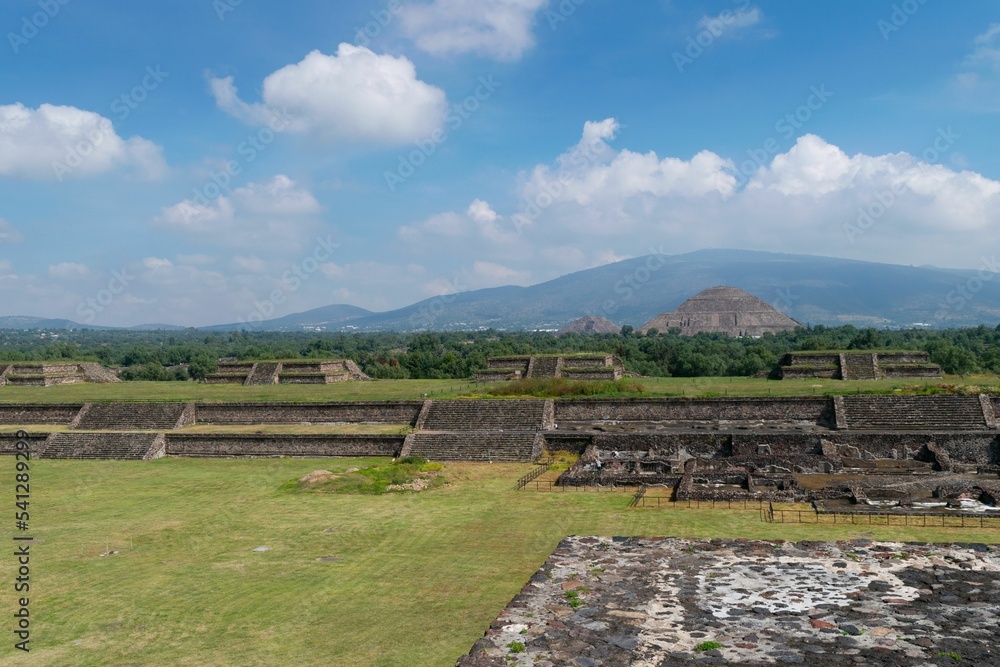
[{"xmin": 458, "ymin": 537, "xmax": 1000, "ymax": 666}]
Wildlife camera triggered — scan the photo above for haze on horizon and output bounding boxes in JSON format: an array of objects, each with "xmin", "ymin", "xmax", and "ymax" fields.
[{"xmin": 1, "ymin": 0, "xmax": 999, "ymax": 327}]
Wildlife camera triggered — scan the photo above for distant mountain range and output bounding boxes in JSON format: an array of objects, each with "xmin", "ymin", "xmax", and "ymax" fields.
[{"xmin": 4, "ymin": 249, "xmax": 1000, "ymax": 332}]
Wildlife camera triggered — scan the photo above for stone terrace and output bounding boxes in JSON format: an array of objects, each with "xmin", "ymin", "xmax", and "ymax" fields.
[
  {"xmin": 404, "ymin": 432, "xmax": 543, "ymax": 462},
  {"xmin": 72, "ymin": 402, "xmax": 193, "ymax": 430},
  {"xmin": 40, "ymin": 432, "xmax": 164, "ymax": 460},
  {"xmin": 841, "ymin": 395, "xmax": 990, "ymax": 430},
  {"xmin": 420, "ymin": 400, "xmax": 548, "ymax": 431},
  {"xmin": 458, "ymin": 537, "xmax": 1000, "ymax": 667}
]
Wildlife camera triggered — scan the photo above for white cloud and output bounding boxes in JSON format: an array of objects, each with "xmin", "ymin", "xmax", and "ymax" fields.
[
  {"xmin": 0, "ymin": 218, "xmax": 23, "ymax": 244},
  {"xmin": 953, "ymin": 24, "xmax": 1000, "ymax": 110},
  {"xmin": 154, "ymin": 175, "xmax": 322, "ymax": 251},
  {"xmin": 48, "ymin": 262, "xmax": 90, "ymax": 280},
  {"xmin": 965, "ymin": 23, "xmax": 1000, "ymax": 70},
  {"xmin": 401, "ymin": 0, "xmax": 547, "ymax": 61},
  {"xmin": 697, "ymin": 6, "xmax": 762, "ymax": 37},
  {"xmin": 472, "ymin": 260, "xmax": 530, "ymax": 284},
  {"xmin": 210, "ymin": 45, "xmax": 447, "ymax": 144},
  {"xmin": 0, "ymin": 103, "xmax": 166, "ymax": 180},
  {"xmin": 230, "ymin": 256, "xmax": 267, "ymax": 273},
  {"xmin": 419, "ymin": 119, "xmax": 1000, "ymax": 268}
]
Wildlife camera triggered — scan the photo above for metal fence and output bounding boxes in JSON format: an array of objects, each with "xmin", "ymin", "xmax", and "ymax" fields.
[
  {"xmin": 513, "ymin": 464, "xmax": 551, "ymax": 490},
  {"xmin": 518, "ymin": 480, "xmax": 640, "ymax": 493},
  {"xmin": 632, "ymin": 496, "xmax": 769, "ymax": 510},
  {"xmin": 765, "ymin": 507, "xmax": 1000, "ymax": 528}
]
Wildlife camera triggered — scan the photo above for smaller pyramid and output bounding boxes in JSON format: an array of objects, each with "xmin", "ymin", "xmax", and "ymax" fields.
[
  {"xmin": 556, "ymin": 316, "xmax": 622, "ymax": 336},
  {"xmin": 638, "ymin": 286, "xmax": 800, "ymax": 337}
]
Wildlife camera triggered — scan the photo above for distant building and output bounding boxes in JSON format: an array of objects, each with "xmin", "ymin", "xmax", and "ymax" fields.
[{"xmin": 638, "ymin": 286, "xmax": 800, "ymax": 337}]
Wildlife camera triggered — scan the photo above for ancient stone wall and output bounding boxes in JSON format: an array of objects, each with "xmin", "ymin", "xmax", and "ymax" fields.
[
  {"xmin": 193, "ymin": 402, "xmax": 423, "ymax": 424},
  {"xmin": 0, "ymin": 404, "xmax": 83, "ymax": 424},
  {"xmin": 555, "ymin": 397, "xmax": 834, "ymax": 425},
  {"xmin": 165, "ymin": 434, "xmax": 403, "ymax": 457},
  {"xmin": 0, "ymin": 432, "xmax": 49, "ymax": 454}
]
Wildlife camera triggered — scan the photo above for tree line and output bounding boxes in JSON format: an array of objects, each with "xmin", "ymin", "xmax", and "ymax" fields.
[{"xmin": 0, "ymin": 324, "xmax": 997, "ymax": 380}]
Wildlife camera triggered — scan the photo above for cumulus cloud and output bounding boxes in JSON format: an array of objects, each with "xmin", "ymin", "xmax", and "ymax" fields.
[
  {"xmin": 401, "ymin": 0, "xmax": 547, "ymax": 61},
  {"xmin": 409, "ymin": 120, "xmax": 1000, "ymax": 270},
  {"xmin": 154, "ymin": 175, "xmax": 322, "ymax": 251},
  {"xmin": 209, "ymin": 45, "xmax": 447, "ymax": 144},
  {"xmin": 0, "ymin": 103, "xmax": 166, "ymax": 180}
]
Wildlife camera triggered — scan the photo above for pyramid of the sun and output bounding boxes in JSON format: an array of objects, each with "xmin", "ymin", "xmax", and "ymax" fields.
[
  {"xmin": 638, "ymin": 286, "xmax": 800, "ymax": 337},
  {"xmin": 556, "ymin": 315, "xmax": 622, "ymax": 335}
]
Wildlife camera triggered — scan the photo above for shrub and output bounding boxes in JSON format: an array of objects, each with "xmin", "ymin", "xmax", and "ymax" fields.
[
  {"xmin": 694, "ymin": 641, "xmax": 723, "ymax": 652},
  {"xmin": 487, "ymin": 377, "xmax": 645, "ymax": 398}
]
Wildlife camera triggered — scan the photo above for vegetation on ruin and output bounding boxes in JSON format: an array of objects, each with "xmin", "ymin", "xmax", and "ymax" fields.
[
  {"xmin": 281, "ymin": 457, "xmax": 445, "ymax": 495},
  {"xmin": 483, "ymin": 377, "xmax": 646, "ymax": 398},
  {"xmin": 5, "ymin": 457, "xmax": 998, "ymax": 666}
]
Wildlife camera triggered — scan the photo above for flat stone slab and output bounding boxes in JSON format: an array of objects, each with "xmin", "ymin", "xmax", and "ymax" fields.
[{"xmin": 457, "ymin": 537, "xmax": 1000, "ymax": 666}]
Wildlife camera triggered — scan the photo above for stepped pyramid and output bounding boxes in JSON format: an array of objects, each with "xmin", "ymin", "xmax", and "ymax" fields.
[
  {"xmin": 638, "ymin": 286, "xmax": 800, "ymax": 337},
  {"xmin": 556, "ymin": 316, "xmax": 622, "ymax": 335}
]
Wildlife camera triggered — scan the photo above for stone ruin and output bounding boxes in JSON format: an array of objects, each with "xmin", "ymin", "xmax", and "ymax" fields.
[
  {"xmin": 552, "ymin": 395, "xmax": 1000, "ymax": 514},
  {"xmin": 474, "ymin": 355, "xmax": 627, "ymax": 382},
  {"xmin": 0, "ymin": 362, "xmax": 120, "ymax": 386},
  {"xmin": 638, "ymin": 286, "xmax": 801, "ymax": 337},
  {"xmin": 2, "ymin": 394, "xmax": 1000, "ymax": 516},
  {"xmin": 556, "ymin": 315, "xmax": 623, "ymax": 336},
  {"xmin": 457, "ymin": 536, "xmax": 1000, "ymax": 666},
  {"xmin": 204, "ymin": 359, "xmax": 371, "ymax": 385},
  {"xmin": 778, "ymin": 351, "xmax": 943, "ymax": 380}
]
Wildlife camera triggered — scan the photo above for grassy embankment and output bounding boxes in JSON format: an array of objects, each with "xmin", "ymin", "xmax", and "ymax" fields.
[
  {"xmin": 1, "ymin": 374, "xmax": 999, "ymax": 403},
  {"xmin": 1, "ymin": 458, "xmax": 998, "ymax": 666}
]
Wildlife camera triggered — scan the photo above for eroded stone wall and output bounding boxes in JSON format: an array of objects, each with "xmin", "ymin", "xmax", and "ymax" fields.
[{"xmin": 165, "ymin": 434, "xmax": 403, "ymax": 457}]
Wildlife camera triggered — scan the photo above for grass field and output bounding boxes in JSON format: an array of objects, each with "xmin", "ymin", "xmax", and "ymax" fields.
[
  {"xmin": 1, "ymin": 374, "xmax": 998, "ymax": 403},
  {"xmin": 2, "ymin": 458, "xmax": 998, "ymax": 666}
]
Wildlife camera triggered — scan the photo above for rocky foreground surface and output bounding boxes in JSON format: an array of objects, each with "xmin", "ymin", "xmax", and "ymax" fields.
[{"xmin": 457, "ymin": 537, "xmax": 1000, "ymax": 666}]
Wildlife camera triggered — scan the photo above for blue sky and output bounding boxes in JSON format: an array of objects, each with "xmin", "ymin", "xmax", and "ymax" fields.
[{"xmin": 1, "ymin": 0, "xmax": 999, "ymax": 326}]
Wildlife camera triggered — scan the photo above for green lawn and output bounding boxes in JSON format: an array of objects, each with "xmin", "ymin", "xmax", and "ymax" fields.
[
  {"xmin": 2, "ymin": 458, "xmax": 998, "ymax": 666},
  {"xmin": 1, "ymin": 374, "xmax": 999, "ymax": 403}
]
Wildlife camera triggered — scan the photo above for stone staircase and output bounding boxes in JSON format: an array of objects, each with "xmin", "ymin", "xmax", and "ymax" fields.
[
  {"xmin": 405, "ymin": 432, "xmax": 541, "ymax": 462},
  {"xmin": 420, "ymin": 400, "xmax": 547, "ymax": 431},
  {"xmin": 840, "ymin": 395, "xmax": 990, "ymax": 430},
  {"xmin": 244, "ymin": 362, "xmax": 281, "ymax": 386},
  {"xmin": 839, "ymin": 353, "xmax": 878, "ymax": 380},
  {"xmin": 72, "ymin": 402, "xmax": 191, "ymax": 430},
  {"xmin": 528, "ymin": 356, "xmax": 560, "ymax": 378},
  {"xmin": 40, "ymin": 432, "xmax": 165, "ymax": 460}
]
